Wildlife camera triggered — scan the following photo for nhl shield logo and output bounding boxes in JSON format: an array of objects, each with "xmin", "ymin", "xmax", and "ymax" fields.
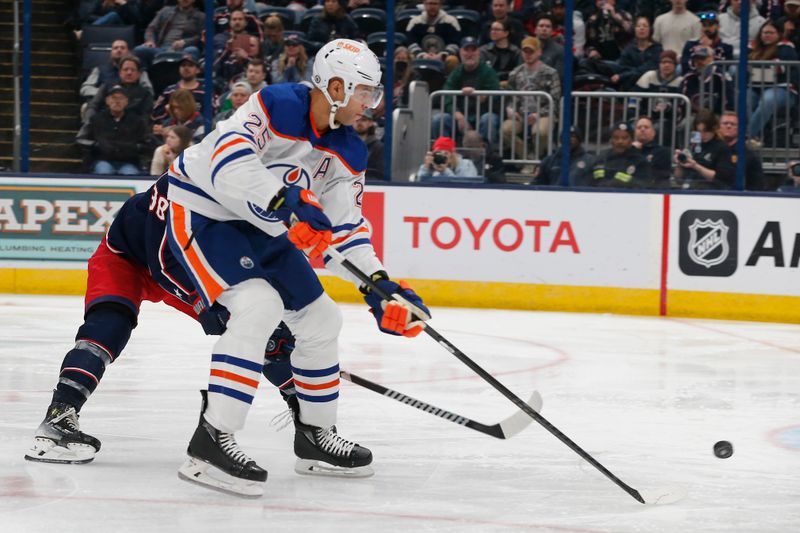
[
  {"xmin": 679, "ymin": 210, "xmax": 738, "ymax": 277},
  {"xmin": 687, "ymin": 219, "xmax": 729, "ymax": 268}
]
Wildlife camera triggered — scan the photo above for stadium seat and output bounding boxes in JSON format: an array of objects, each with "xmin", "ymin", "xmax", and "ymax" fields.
[
  {"xmin": 412, "ymin": 58, "xmax": 446, "ymax": 93},
  {"xmin": 366, "ymin": 32, "xmax": 408, "ymax": 58},
  {"xmin": 448, "ymin": 9, "xmax": 481, "ymax": 38},
  {"xmin": 81, "ymin": 47, "xmax": 111, "ymax": 78},
  {"xmin": 257, "ymin": 6, "xmax": 296, "ymax": 30},
  {"xmin": 350, "ymin": 8, "xmax": 386, "ymax": 38},
  {"xmin": 148, "ymin": 53, "xmax": 182, "ymax": 96},
  {"xmin": 80, "ymin": 25, "xmax": 136, "ymax": 49},
  {"xmin": 395, "ymin": 9, "xmax": 420, "ymax": 34},
  {"xmin": 299, "ymin": 6, "xmax": 324, "ymax": 33}
]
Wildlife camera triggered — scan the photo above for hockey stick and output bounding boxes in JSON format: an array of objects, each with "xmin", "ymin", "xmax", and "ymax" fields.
[
  {"xmin": 326, "ymin": 248, "xmax": 646, "ymax": 505},
  {"xmin": 340, "ymin": 370, "xmax": 542, "ymax": 439}
]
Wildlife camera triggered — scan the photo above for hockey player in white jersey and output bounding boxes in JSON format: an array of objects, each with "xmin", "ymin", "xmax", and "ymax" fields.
[{"xmin": 166, "ymin": 39, "xmax": 430, "ymax": 497}]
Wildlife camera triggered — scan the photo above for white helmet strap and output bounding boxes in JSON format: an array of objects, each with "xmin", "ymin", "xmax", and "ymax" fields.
[{"xmin": 320, "ymin": 78, "xmax": 352, "ymax": 131}]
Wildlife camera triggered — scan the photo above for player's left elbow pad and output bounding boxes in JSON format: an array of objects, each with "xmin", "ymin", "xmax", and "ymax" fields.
[{"xmin": 362, "ymin": 273, "xmax": 431, "ymax": 338}]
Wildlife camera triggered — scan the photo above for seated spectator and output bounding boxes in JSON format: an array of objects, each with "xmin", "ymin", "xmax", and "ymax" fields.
[
  {"xmin": 270, "ymin": 34, "xmax": 314, "ymax": 84},
  {"xmin": 85, "ymin": 56, "xmax": 153, "ymax": 128},
  {"xmin": 747, "ymin": 19, "xmax": 799, "ymax": 142},
  {"xmin": 261, "ymin": 15, "xmax": 285, "ymax": 69},
  {"xmin": 354, "ymin": 109, "xmax": 384, "ymax": 180},
  {"xmin": 152, "ymin": 55, "xmax": 206, "ymax": 123},
  {"xmin": 632, "ymin": 115, "xmax": 672, "ymax": 187},
  {"xmin": 502, "ymin": 36, "xmax": 561, "ymax": 165},
  {"xmin": 680, "ymin": 46, "xmax": 733, "ymax": 115},
  {"xmin": 155, "ymin": 88, "xmax": 205, "ymax": 144},
  {"xmin": 417, "ymin": 136, "xmax": 479, "ymax": 181},
  {"xmin": 431, "ymin": 37, "xmax": 501, "ymax": 145},
  {"xmin": 307, "ymin": 0, "xmax": 360, "ymax": 45},
  {"xmin": 479, "ymin": 0, "xmax": 526, "ymax": 46},
  {"xmin": 392, "ymin": 46, "xmax": 414, "ymax": 108},
  {"xmin": 88, "ymin": 0, "xmax": 141, "ymax": 27},
  {"xmin": 213, "ymin": 7, "xmax": 261, "ymax": 82},
  {"xmin": 241, "ymin": 58, "xmax": 268, "ymax": 94},
  {"xmin": 534, "ymin": 14, "xmax": 565, "ymax": 78},
  {"xmin": 407, "ymin": 0, "xmax": 462, "ymax": 59},
  {"xmin": 533, "ymin": 125, "xmax": 595, "ymax": 186},
  {"xmin": 212, "ymin": 81, "xmax": 252, "ymax": 127},
  {"xmin": 551, "ymin": 0, "xmax": 587, "ymax": 57},
  {"xmin": 585, "ymin": 0, "xmax": 634, "ymax": 61},
  {"xmin": 134, "ymin": 0, "xmax": 205, "ymax": 68},
  {"xmin": 150, "ymin": 124, "xmax": 193, "ymax": 175},
  {"xmin": 617, "ymin": 16, "xmax": 663, "ymax": 90},
  {"xmin": 777, "ymin": 159, "xmax": 800, "ymax": 192},
  {"xmin": 653, "ymin": 0, "xmax": 701, "ymax": 54},
  {"xmin": 589, "ymin": 122, "xmax": 651, "ymax": 188},
  {"xmin": 783, "ymin": 0, "xmax": 800, "ymax": 49},
  {"xmin": 636, "ymin": 50, "xmax": 684, "ymax": 140},
  {"xmin": 214, "ymin": 0, "xmax": 263, "ymax": 40},
  {"xmin": 480, "ymin": 20, "xmax": 522, "ymax": 84},
  {"xmin": 720, "ymin": 0, "xmax": 764, "ymax": 58},
  {"xmin": 462, "ymin": 130, "xmax": 506, "ymax": 183},
  {"xmin": 673, "ymin": 108, "xmax": 734, "ymax": 189},
  {"xmin": 80, "ymin": 39, "xmax": 153, "ymax": 103},
  {"xmin": 77, "ymin": 85, "xmax": 148, "ymax": 175},
  {"xmin": 718, "ymin": 111, "xmax": 765, "ymax": 190},
  {"xmin": 680, "ymin": 11, "xmax": 734, "ymax": 74}
]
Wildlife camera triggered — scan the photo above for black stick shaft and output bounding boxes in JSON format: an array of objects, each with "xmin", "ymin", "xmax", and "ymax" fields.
[
  {"xmin": 333, "ymin": 251, "xmax": 645, "ymax": 504},
  {"xmin": 340, "ymin": 370, "xmax": 502, "ymax": 438}
]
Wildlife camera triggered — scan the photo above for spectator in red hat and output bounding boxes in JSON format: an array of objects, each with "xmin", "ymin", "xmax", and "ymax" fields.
[{"xmin": 417, "ymin": 136, "xmax": 479, "ymax": 180}]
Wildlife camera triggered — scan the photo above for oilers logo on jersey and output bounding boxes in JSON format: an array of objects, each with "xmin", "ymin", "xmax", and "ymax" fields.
[{"xmin": 247, "ymin": 163, "xmax": 312, "ymax": 222}]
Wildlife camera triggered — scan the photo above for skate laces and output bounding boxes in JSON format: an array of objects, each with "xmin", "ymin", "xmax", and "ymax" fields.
[
  {"xmin": 269, "ymin": 408, "xmax": 294, "ymax": 431},
  {"xmin": 218, "ymin": 433, "xmax": 254, "ymax": 465},
  {"xmin": 315, "ymin": 426, "xmax": 356, "ymax": 457},
  {"xmin": 49, "ymin": 405, "xmax": 80, "ymax": 433}
]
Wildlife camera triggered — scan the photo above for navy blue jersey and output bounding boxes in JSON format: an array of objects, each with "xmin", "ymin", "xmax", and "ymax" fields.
[{"xmin": 106, "ymin": 174, "xmax": 198, "ymax": 306}]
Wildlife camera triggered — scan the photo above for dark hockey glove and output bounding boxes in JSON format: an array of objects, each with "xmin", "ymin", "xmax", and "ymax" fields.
[
  {"xmin": 361, "ymin": 271, "xmax": 431, "ymax": 338},
  {"xmin": 197, "ymin": 301, "xmax": 231, "ymax": 335},
  {"xmin": 269, "ymin": 185, "xmax": 332, "ymax": 259},
  {"xmin": 265, "ymin": 321, "xmax": 295, "ymax": 361}
]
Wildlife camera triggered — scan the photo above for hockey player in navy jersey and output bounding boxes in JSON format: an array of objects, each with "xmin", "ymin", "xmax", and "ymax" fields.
[
  {"xmin": 166, "ymin": 38, "xmax": 429, "ymax": 497},
  {"xmin": 25, "ymin": 174, "xmax": 296, "ymax": 468}
]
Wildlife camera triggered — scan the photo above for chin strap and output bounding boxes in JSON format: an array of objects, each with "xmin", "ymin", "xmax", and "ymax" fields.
[{"xmin": 328, "ymin": 103, "xmax": 341, "ymax": 130}]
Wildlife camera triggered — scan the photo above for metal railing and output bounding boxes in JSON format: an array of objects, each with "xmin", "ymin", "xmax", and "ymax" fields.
[
  {"xmin": 429, "ymin": 90, "xmax": 555, "ymax": 167},
  {"xmin": 568, "ymin": 91, "xmax": 692, "ymax": 157},
  {"xmin": 695, "ymin": 59, "xmax": 800, "ymax": 171}
]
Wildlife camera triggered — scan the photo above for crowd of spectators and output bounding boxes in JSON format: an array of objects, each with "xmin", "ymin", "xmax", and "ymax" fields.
[{"xmin": 66, "ymin": 0, "xmax": 800, "ymax": 190}]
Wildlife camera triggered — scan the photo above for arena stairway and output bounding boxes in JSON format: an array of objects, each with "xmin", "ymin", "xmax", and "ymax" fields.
[{"xmin": 0, "ymin": 0, "xmax": 83, "ymax": 172}]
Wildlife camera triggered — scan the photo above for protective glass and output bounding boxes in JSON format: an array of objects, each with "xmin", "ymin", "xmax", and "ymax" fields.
[{"xmin": 352, "ymin": 84, "xmax": 384, "ymax": 108}]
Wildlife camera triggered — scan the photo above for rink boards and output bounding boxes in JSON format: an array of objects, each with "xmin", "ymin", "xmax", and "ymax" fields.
[{"xmin": 0, "ymin": 175, "xmax": 798, "ymax": 323}]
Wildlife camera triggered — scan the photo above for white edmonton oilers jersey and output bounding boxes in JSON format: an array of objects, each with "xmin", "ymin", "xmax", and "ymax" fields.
[{"xmin": 167, "ymin": 83, "xmax": 383, "ymax": 285}]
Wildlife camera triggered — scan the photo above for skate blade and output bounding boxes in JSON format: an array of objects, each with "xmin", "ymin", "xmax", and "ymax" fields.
[
  {"xmin": 24, "ymin": 437, "xmax": 96, "ymax": 464},
  {"xmin": 294, "ymin": 458, "xmax": 374, "ymax": 478},
  {"xmin": 178, "ymin": 457, "xmax": 265, "ymax": 498}
]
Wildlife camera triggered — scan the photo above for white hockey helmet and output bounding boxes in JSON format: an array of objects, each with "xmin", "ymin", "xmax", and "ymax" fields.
[{"xmin": 312, "ymin": 39, "xmax": 384, "ymax": 126}]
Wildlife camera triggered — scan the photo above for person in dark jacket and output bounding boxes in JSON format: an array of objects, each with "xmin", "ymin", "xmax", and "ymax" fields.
[
  {"xmin": 133, "ymin": 0, "xmax": 205, "ymax": 68},
  {"xmin": 354, "ymin": 109, "xmax": 385, "ymax": 180},
  {"xmin": 307, "ymin": 0, "xmax": 360, "ymax": 45},
  {"xmin": 84, "ymin": 56, "xmax": 153, "ymax": 134},
  {"xmin": 674, "ymin": 108, "xmax": 735, "ymax": 189},
  {"xmin": 617, "ymin": 16, "xmax": 663, "ymax": 90},
  {"xmin": 632, "ymin": 115, "xmax": 672, "ymax": 187},
  {"xmin": 590, "ymin": 121, "xmax": 651, "ymax": 188},
  {"xmin": 77, "ymin": 85, "xmax": 148, "ymax": 175},
  {"xmin": 679, "ymin": 11, "xmax": 734, "ymax": 74},
  {"xmin": 533, "ymin": 126, "xmax": 596, "ymax": 186},
  {"xmin": 406, "ymin": 0, "xmax": 462, "ymax": 58},
  {"xmin": 718, "ymin": 111, "xmax": 766, "ymax": 190}
]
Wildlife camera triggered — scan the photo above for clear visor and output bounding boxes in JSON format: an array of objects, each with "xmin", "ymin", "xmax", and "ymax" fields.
[{"xmin": 351, "ymin": 84, "xmax": 384, "ymax": 108}]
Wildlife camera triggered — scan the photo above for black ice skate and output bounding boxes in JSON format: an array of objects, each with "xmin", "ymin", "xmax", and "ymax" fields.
[
  {"xmin": 178, "ymin": 390, "xmax": 267, "ymax": 498},
  {"xmin": 289, "ymin": 397, "xmax": 374, "ymax": 477},
  {"xmin": 25, "ymin": 402, "xmax": 101, "ymax": 464}
]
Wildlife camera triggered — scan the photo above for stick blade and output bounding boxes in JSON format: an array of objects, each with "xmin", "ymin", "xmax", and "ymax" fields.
[{"xmin": 498, "ymin": 390, "xmax": 543, "ymax": 439}]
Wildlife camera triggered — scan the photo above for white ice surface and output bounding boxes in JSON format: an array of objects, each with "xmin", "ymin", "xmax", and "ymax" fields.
[{"xmin": 1, "ymin": 294, "xmax": 799, "ymax": 532}]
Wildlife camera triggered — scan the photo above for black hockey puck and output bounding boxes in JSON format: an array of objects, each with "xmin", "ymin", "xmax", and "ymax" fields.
[{"xmin": 713, "ymin": 440, "xmax": 733, "ymax": 459}]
